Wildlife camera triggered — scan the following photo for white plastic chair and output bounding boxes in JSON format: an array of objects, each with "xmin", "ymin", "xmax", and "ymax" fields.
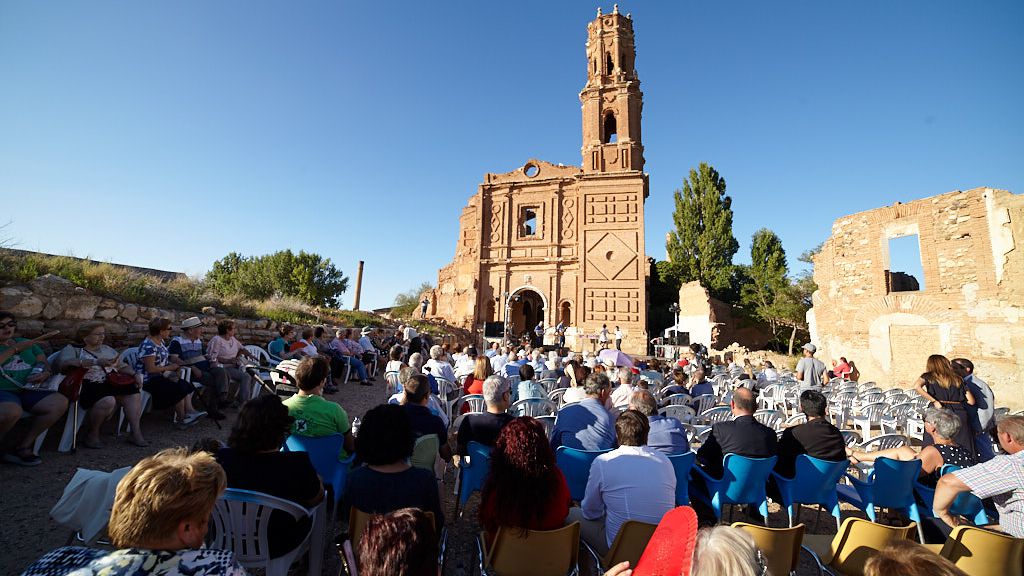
[
  {"xmin": 852, "ymin": 402, "xmax": 888, "ymax": 440},
  {"xmin": 753, "ymin": 409, "xmax": 786, "ymax": 430},
  {"xmin": 115, "ymin": 348, "xmax": 152, "ymax": 437},
  {"xmin": 509, "ymin": 398, "xmax": 558, "ymax": 417},
  {"xmin": 208, "ymin": 488, "xmax": 326, "ymax": 576},
  {"xmin": 700, "ymin": 406, "xmax": 734, "ymax": 424},
  {"xmin": 659, "ymin": 404, "xmax": 696, "ymax": 423},
  {"xmin": 858, "ymin": 433, "xmax": 909, "ymax": 452}
]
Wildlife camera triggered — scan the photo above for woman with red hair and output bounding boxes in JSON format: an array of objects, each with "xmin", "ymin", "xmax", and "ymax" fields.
[{"xmin": 479, "ymin": 417, "xmax": 571, "ymax": 543}]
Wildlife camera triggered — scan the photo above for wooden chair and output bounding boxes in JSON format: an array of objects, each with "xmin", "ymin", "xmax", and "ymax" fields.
[
  {"xmin": 586, "ymin": 520, "xmax": 657, "ymax": 574},
  {"xmin": 733, "ymin": 522, "xmax": 804, "ymax": 576},
  {"xmin": 934, "ymin": 525, "xmax": 1024, "ymax": 576},
  {"xmin": 477, "ymin": 522, "xmax": 580, "ymax": 576},
  {"xmin": 802, "ymin": 517, "xmax": 916, "ymax": 576}
]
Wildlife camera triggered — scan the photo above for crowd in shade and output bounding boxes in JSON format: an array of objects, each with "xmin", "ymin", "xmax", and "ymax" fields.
[{"xmin": 4, "ymin": 307, "xmax": 1024, "ymax": 575}]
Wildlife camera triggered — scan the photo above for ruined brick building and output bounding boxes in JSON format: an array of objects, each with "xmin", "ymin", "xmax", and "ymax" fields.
[
  {"xmin": 426, "ymin": 7, "xmax": 649, "ymax": 354},
  {"xmin": 810, "ymin": 187, "xmax": 1024, "ymax": 408}
]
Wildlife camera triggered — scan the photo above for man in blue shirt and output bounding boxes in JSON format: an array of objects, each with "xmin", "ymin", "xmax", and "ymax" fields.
[
  {"xmin": 629, "ymin": 390, "xmax": 690, "ymax": 455},
  {"xmin": 550, "ymin": 373, "xmax": 616, "ymax": 451},
  {"xmin": 689, "ymin": 369, "xmax": 715, "ymax": 397}
]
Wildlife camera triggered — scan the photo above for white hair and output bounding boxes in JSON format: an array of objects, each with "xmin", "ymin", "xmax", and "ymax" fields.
[
  {"xmin": 408, "ymin": 352, "xmax": 424, "ymax": 371},
  {"xmin": 691, "ymin": 526, "xmax": 760, "ymax": 576},
  {"xmin": 429, "ymin": 345, "xmax": 444, "ymax": 360},
  {"xmin": 482, "ymin": 375, "xmax": 508, "ymax": 406}
]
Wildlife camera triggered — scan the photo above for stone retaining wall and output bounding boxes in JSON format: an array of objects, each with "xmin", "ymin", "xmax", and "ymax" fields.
[{"xmin": 2, "ymin": 275, "xmax": 310, "ymax": 351}]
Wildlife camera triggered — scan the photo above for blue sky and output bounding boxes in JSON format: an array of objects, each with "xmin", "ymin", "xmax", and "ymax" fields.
[{"xmin": 1, "ymin": 1, "xmax": 1021, "ymax": 310}]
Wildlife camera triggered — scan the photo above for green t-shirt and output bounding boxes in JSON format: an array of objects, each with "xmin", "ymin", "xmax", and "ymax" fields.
[
  {"xmin": 282, "ymin": 394, "xmax": 351, "ymax": 457},
  {"xmin": 0, "ymin": 338, "xmax": 44, "ymax": 392}
]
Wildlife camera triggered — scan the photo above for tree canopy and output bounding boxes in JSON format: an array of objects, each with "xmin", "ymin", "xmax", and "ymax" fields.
[
  {"xmin": 206, "ymin": 249, "xmax": 348, "ymax": 308},
  {"xmin": 664, "ymin": 162, "xmax": 739, "ymax": 295}
]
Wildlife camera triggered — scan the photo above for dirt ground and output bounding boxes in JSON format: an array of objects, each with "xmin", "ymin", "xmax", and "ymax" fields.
[{"xmin": 1, "ymin": 374, "xmax": 863, "ymax": 575}]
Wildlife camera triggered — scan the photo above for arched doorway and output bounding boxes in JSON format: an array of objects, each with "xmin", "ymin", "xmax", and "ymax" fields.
[{"xmin": 508, "ymin": 289, "xmax": 545, "ymax": 340}]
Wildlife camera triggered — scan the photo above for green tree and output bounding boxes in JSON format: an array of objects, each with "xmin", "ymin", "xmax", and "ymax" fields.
[
  {"xmin": 665, "ymin": 162, "xmax": 739, "ymax": 296},
  {"xmin": 206, "ymin": 250, "xmax": 348, "ymax": 308},
  {"xmin": 392, "ymin": 281, "xmax": 434, "ymax": 316},
  {"xmin": 739, "ymin": 229, "xmax": 790, "ymax": 343}
]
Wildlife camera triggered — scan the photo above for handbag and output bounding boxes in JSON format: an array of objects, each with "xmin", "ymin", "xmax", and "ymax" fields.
[
  {"xmin": 105, "ymin": 371, "xmax": 137, "ymax": 387},
  {"xmin": 58, "ymin": 367, "xmax": 87, "ymax": 402}
]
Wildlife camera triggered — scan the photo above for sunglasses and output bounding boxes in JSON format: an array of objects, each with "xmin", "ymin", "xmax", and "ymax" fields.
[{"xmin": 0, "ymin": 321, "xmax": 16, "ymax": 329}]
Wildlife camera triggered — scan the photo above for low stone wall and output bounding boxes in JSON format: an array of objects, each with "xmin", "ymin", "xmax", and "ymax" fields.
[{"xmin": 3, "ymin": 275, "xmax": 305, "ymax": 351}]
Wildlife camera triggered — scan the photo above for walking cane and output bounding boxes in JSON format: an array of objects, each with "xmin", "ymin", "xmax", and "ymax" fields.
[{"xmin": 70, "ymin": 397, "xmax": 79, "ymax": 452}]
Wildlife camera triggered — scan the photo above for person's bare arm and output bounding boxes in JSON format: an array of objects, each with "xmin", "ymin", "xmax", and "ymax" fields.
[
  {"xmin": 917, "ymin": 445, "xmax": 943, "ymax": 475},
  {"xmin": 143, "ymin": 355, "xmax": 179, "ymax": 375},
  {"xmin": 933, "ymin": 472, "xmax": 971, "ymax": 528},
  {"xmin": 849, "ymin": 445, "xmax": 918, "ymax": 463},
  {"xmin": 964, "ymin": 386, "xmax": 976, "ymax": 406},
  {"xmin": 914, "ymin": 377, "xmax": 941, "ymax": 407}
]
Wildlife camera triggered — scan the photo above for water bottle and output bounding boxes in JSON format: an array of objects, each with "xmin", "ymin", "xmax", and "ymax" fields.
[{"xmin": 351, "ymin": 417, "xmax": 361, "ymax": 436}]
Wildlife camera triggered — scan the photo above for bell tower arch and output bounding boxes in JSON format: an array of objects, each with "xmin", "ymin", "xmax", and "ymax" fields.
[{"xmin": 580, "ymin": 5, "xmax": 644, "ymax": 174}]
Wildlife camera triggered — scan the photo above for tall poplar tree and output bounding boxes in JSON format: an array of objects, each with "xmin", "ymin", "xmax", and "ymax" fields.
[
  {"xmin": 665, "ymin": 162, "xmax": 739, "ymax": 295},
  {"xmin": 740, "ymin": 228, "xmax": 789, "ymax": 341}
]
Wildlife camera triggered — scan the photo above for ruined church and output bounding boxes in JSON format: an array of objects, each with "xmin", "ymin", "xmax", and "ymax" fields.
[{"xmin": 427, "ymin": 7, "xmax": 649, "ymax": 354}]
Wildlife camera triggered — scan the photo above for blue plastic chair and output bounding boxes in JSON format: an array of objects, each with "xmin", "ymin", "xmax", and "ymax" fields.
[
  {"xmin": 914, "ymin": 464, "xmax": 989, "ymax": 526},
  {"xmin": 556, "ymin": 446, "xmax": 612, "ymax": 502},
  {"xmin": 456, "ymin": 441, "xmax": 493, "ymax": 517},
  {"xmin": 836, "ymin": 456, "xmax": 925, "ymax": 542},
  {"xmin": 667, "ymin": 451, "xmax": 696, "ymax": 506},
  {"xmin": 283, "ymin": 433, "xmax": 355, "ymax": 517},
  {"xmin": 691, "ymin": 454, "xmax": 778, "ymax": 522},
  {"xmin": 771, "ymin": 455, "xmax": 848, "ymax": 530}
]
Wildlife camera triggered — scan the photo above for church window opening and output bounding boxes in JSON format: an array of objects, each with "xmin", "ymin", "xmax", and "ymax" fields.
[
  {"xmin": 606, "ymin": 52, "xmax": 614, "ymax": 74},
  {"xmin": 559, "ymin": 301, "xmax": 572, "ymax": 325},
  {"xmin": 886, "ymin": 234, "xmax": 925, "ymax": 292},
  {"xmin": 520, "ymin": 207, "xmax": 538, "ymax": 237},
  {"xmin": 603, "ymin": 113, "xmax": 617, "ymax": 144}
]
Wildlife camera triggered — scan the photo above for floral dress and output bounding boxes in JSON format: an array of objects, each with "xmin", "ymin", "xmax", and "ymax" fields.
[{"xmin": 20, "ymin": 546, "xmax": 247, "ymax": 576}]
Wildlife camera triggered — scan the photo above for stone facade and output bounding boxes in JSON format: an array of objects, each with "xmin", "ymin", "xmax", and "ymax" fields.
[
  {"xmin": 428, "ymin": 8, "xmax": 649, "ymax": 354},
  {"xmin": 671, "ymin": 281, "xmax": 772, "ymax": 351},
  {"xmin": 809, "ymin": 187, "xmax": 1024, "ymax": 408}
]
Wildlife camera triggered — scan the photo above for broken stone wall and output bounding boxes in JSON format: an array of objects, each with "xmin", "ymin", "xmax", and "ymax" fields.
[{"xmin": 810, "ymin": 187, "xmax": 1024, "ymax": 409}]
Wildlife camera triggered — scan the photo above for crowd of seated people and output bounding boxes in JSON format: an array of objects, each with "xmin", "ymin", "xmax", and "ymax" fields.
[{"xmin": 14, "ymin": 322, "xmax": 1024, "ymax": 575}]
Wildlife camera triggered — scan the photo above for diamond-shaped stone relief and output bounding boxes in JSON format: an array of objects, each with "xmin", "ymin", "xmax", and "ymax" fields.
[{"xmin": 586, "ymin": 232, "xmax": 637, "ymax": 280}]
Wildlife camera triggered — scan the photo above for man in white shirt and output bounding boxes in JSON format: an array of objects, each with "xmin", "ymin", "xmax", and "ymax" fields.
[
  {"xmin": 454, "ymin": 346, "xmax": 477, "ymax": 378},
  {"xmin": 490, "ymin": 347, "xmax": 510, "ymax": 374},
  {"xmin": 484, "ymin": 341, "xmax": 499, "ymax": 358},
  {"xmin": 614, "ymin": 326, "xmax": 623, "ymax": 351},
  {"xmin": 609, "ymin": 368, "xmax": 635, "ymax": 408},
  {"xmin": 567, "ymin": 409, "xmax": 676, "ymax": 555},
  {"xmin": 424, "ymin": 344, "xmax": 457, "ymax": 384}
]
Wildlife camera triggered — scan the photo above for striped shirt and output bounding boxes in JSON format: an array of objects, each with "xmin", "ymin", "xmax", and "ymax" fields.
[{"xmin": 954, "ymin": 450, "xmax": 1024, "ymax": 537}]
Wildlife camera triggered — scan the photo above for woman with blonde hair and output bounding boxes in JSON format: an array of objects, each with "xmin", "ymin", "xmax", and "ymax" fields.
[
  {"xmin": 22, "ymin": 448, "xmax": 246, "ymax": 575},
  {"xmin": 914, "ymin": 354, "xmax": 976, "ymax": 459},
  {"xmin": 561, "ymin": 360, "xmax": 588, "ymax": 404},
  {"xmin": 463, "ymin": 355, "xmax": 492, "ymax": 396}
]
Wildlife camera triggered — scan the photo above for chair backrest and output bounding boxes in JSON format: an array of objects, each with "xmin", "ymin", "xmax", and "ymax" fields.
[
  {"xmin": 700, "ymin": 406, "xmax": 733, "ymax": 424},
  {"xmin": 784, "ymin": 413, "xmax": 808, "ymax": 427},
  {"xmin": 753, "ymin": 409, "xmax": 785, "ymax": 430},
  {"xmin": 790, "ymin": 455, "xmax": 849, "ymax": 504},
  {"xmin": 555, "ymin": 446, "xmax": 611, "ymax": 502},
  {"xmin": 719, "ymin": 454, "xmax": 778, "ymax": 505},
  {"xmin": 244, "ymin": 345, "xmax": 273, "ymax": 365},
  {"xmin": 914, "ymin": 465, "xmax": 988, "ymax": 525},
  {"xmin": 548, "ymin": 388, "xmax": 569, "ymax": 406},
  {"xmin": 734, "ymin": 522, "xmax": 804, "ymax": 576},
  {"xmin": 384, "ymin": 370, "xmax": 402, "ymax": 395},
  {"xmin": 117, "ymin": 347, "xmax": 140, "ymax": 369},
  {"xmin": 827, "ymin": 517, "xmax": 916, "ymax": 575},
  {"xmin": 666, "ymin": 451, "xmax": 696, "ymax": 506},
  {"xmin": 539, "ymin": 378, "xmax": 560, "ymax": 394},
  {"xmin": 659, "ymin": 404, "xmax": 696, "ymax": 423},
  {"xmin": 283, "ymin": 434, "xmax": 353, "ymax": 504},
  {"xmin": 663, "ymin": 393, "xmax": 691, "ymax": 406},
  {"xmin": 939, "ymin": 525, "xmax": 1024, "ymax": 576},
  {"xmin": 411, "ymin": 434, "xmax": 439, "ymax": 472},
  {"xmin": 603, "ymin": 520, "xmax": 658, "ymax": 569},
  {"xmin": 456, "ymin": 394, "xmax": 487, "ymax": 414},
  {"xmin": 691, "ymin": 394, "xmax": 718, "ymax": 415},
  {"xmin": 485, "ymin": 522, "xmax": 580, "ymax": 576},
  {"xmin": 858, "ymin": 433, "xmax": 909, "ymax": 451},
  {"xmin": 209, "ymin": 488, "xmax": 312, "ymax": 569},
  {"xmin": 869, "ymin": 457, "xmax": 922, "ymax": 508},
  {"xmin": 839, "ymin": 429, "xmax": 862, "ymax": 446},
  {"xmin": 857, "ymin": 402, "xmax": 887, "ymax": 421},
  {"xmin": 535, "ymin": 415, "xmax": 556, "ymax": 439},
  {"xmin": 459, "ymin": 441, "xmax": 493, "ymax": 507},
  {"xmin": 509, "ymin": 397, "xmax": 558, "ymax": 417}
]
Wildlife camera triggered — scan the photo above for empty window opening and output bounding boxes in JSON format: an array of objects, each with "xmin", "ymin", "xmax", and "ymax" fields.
[
  {"xmin": 559, "ymin": 302, "xmax": 572, "ymax": 325},
  {"xmin": 887, "ymin": 235, "xmax": 925, "ymax": 292},
  {"xmin": 606, "ymin": 52, "xmax": 614, "ymax": 74},
  {"xmin": 593, "ymin": 59, "xmax": 598, "ymax": 74},
  {"xmin": 521, "ymin": 207, "xmax": 538, "ymax": 236},
  {"xmin": 603, "ymin": 113, "xmax": 617, "ymax": 144}
]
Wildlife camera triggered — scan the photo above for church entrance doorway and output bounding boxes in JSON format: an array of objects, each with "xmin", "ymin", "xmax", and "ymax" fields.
[{"xmin": 508, "ymin": 289, "xmax": 545, "ymax": 343}]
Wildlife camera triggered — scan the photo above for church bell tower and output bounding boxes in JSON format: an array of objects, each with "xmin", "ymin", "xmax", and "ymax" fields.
[{"xmin": 580, "ymin": 5, "xmax": 644, "ymax": 174}]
